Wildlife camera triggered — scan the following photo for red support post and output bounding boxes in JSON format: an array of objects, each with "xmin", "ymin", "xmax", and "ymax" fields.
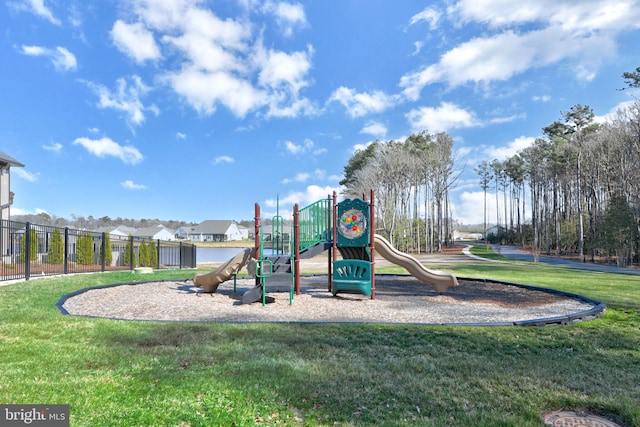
[
  {"xmin": 331, "ymin": 191, "xmax": 337, "ymax": 293},
  {"xmin": 370, "ymin": 189, "xmax": 376, "ymax": 299}
]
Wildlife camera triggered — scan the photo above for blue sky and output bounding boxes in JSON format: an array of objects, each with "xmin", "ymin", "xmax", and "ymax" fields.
[{"xmin": 3, "ymin": 0, "xmax": 640, "ymax": 225}]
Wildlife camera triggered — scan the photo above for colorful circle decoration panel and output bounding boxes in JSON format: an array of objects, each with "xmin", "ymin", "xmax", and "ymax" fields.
[{"xmin": 338, "ymin": 208, "xmax": 367, "ymax": 240}]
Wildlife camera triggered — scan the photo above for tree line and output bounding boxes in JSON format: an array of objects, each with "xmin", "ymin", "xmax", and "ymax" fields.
[
  {"xmin": 12, "ymin": 212, "xmax": 195, "ymax": 232},
  {"xmin": 340, "ymin": 131, "xmax": 458, "ymax": 254},
  {"xmin": 479, "ymin": 100, "xmax": 640, "ymax": 266},
  {"xmin": 340, "ymin": 67, "xmax": 640, "ymax": 266},
  {"xmin": 476, "ymin": 69, "xmax": 640, "ymax": 266}
]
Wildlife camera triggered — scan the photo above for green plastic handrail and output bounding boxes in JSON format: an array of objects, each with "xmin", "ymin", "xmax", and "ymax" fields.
[{"xmin": 297, "ymin": 197, "xmax": 333, "ymax": 252}]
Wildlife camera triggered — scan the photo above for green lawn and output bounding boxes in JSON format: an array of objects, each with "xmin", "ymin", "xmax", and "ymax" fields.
[{"xmin": 0, "ymin": 252, "xmax": 638, "ymax": 426}]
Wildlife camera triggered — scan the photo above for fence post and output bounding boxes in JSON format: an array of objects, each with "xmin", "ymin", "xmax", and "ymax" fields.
[
  {"xmin": 156, "ymin": 239, "xmax": 160, "ymax": 269},
  {"xmin": 179, "ymin": 241, "xmax": 183, "ymax": 269},
  {"xmin": 129, "ymin": 235, "xmax": 134, "ymax": 271},
  {"xmin": 64, "ymin": 227, "xmax": 69, "ymax": 275},
  {"xmin": 25, "ymin": 222, "xmax": 31, "ymax": 281}
]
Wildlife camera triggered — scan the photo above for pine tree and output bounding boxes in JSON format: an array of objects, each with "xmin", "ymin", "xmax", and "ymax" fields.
[
  {"xmin": 99, "ymin": 233, "xmax": 113, "ymax": 266},
  {"xmin": 76, "ymin": 232, "xmax": 94, "ymax": 265},
  {"xmin": 148, "ymin": 239, "xmax": 158, "ymax": 268},
  {"xmin": 139, "ymin": 238, "xmax": 150, "ymax": 267},
  {"xmin": 123, "ymin": 235, "xmax": 135, "ymax": 266},
  {"xmin": 48, "ymin": 228, "xmax": 64, "ymax": 264},
  {"xmin": 19, "ymin": 229, "xmax": 38, "ymax": 263}
]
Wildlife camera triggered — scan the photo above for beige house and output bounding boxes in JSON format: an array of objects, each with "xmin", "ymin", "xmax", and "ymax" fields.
[{"xmin": 0, "ymin": 151, "xmax": 24, "ymax": 221}]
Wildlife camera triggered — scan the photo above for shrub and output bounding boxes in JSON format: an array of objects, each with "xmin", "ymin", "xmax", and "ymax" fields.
[
  {"xmin": 139, "ymin": 238, "xmax": 150, "ymax": 267},
  {"xmin": 123, "ymin": 235, "xmax": 136, "ymax": 266},
  {"xmin": 19, "ymin": 229, "xmax": 38, "ymax": 263},
  {"xmin": 99, "ymin": 233, "xmax": 113, "ymax": 266},
  {"xmin": 76, "ymin": 232, "xmax": 94, "ymax": 265},
  {"xmin": 148, "ymin": 239, "xmax": 158, "ymax": 268},
  {"xmin": 47, "ymin": 228, "xmax": 64, "ymax": 264}
]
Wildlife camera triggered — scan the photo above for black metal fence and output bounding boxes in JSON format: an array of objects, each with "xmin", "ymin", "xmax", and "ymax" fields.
[{"xmin": 0, "ymin": 219, "xmax": 197, "ymax": 281}]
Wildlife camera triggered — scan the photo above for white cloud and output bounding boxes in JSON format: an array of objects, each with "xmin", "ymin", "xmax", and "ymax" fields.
[
  {"xmin": 111, "ymin": 20, "xmax": 161, "ymax": 63},
  {"xmin": 213, "ymin": 155, "xmax": 234, "ymax": 165},
  {"xmin": 20, "ymin": 45, "xmax": 77, "ymax": 71},
  {"xmin": 451, "ymin": 0, "xmax": 638, "ymax": 30},
  {"xmin": 262, "ymin": 1, "xmax": 307, "ymax": 37},
  {"xmin": 409, "ymin": 7, "xmax": 441, "ymax": 29},
  {"xmin": 73, "ymin": 136, "xmax": 143, "ymax": 165},
  {"xmin": 488, "ymin": 113, "xmax": 526, "ymax": 125},
  {"xmin": 256, "ymin": 45, "xmax": 312, "ymax": 92},
  {"xmin": 281, "ymin": 169, "xmax": 327, "ymax": 184},
  {"xmin": 452, "ymin": 190, "xmax": 498, "ymax": 225},
  {"xmin": 359, "ymin": 121, "xmax": 388, "ymax": 138},
  {"xmin": 176, "ymin": 132, "xmax": 187, "ymax": 140},
  {"xmin": 164, "ymin": 66, "xmax": 265, "ymax": 118},
  {"xmin": 400, "ymin": 0, "xmax": 639, "ymax": 99},
  {"xmin": 406, "ymin": 102, "xmax": 480, "ymax": 133},
  {"xmin": 263, "ymin": 184, "xmax": 341, "ymax": 217},
  {"xmin": 121, "ymin": 180, "xmax": 146, "ymax": 190},
  {"xmin": 13, "ymin": 168, "xmax": 40, "ymax": 182},
  {"xmin": 412, "ymin": 41, "xmax": 424, "ymax": 56},
  {"xmin": 281, "ymin": 172, "xmax": 310, "ymax": 184},
  {"xmin": 328, "ymin": 87, "xmax": 397, "ymax": 118},
  {"xmin": 86, "ymin": 76, "xmax": 158, "ymax": 126},
  {"xmin": 42, "ymin": 142, "xmax": 62, "ymax": 152},
  {"xmin": 595, "ymin": 99, "xmax": 639, "ymax": 124},
  {"xmin": 10, "ymin": 0, "xmax": 60, "ymax": 25},
  {"xmin": 284, "ymin": 138, "xmax": 314, "ymax": 155},
  {"xmin": 254, "ymin": 43, "xmax": 317, "ymax": 118},
  {"xmin": 52, "ymin": 47, "xmax": 77, "ymax": 71},
  {"xmin": 352, "ymin": 141, "xmax": 376, "ymax": 153},
  {"xmin": 532, "ymin": 95, "xmax": 551, "ymax": 102},
  {"xmin": 117, "ymin": 1, "xmax": 315, "ymax": 119},
  {"xmin": 485, "ymin": 135, "xmax": 535, "ymax": 160}
]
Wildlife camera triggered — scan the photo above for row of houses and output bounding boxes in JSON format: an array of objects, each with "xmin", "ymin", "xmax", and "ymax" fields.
[{"xmin": 95, "ymin": 220, "xmax": 251, "ymax": 242}]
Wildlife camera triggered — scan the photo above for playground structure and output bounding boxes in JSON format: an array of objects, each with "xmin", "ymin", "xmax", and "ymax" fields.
[
  {"xmin": 195, "ymin": 191, "xmax": 458, "ymax": 305},
  {"xmin": 193, "ymin": 247, "xmax": 255, "ymax": 293}
]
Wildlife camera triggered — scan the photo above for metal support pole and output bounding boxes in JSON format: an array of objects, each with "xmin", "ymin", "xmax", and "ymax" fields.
[
  {"xmin": 255, "ymin": 202, "xmax": 261, "ymax": 287},
  {"xmin": 25, "ymin": 222, "xmax": 30, "ymax": 281},
  {"xmin": 100, "ymin": 232, "xmax": 106, "ymax": 272},
  {"xmin": 129, "ymin": 235, "xmax": 134, "ymax": 270},
  {"xmin": 64, "ymin": 227, "xmax": 69, "ymax": 275}
]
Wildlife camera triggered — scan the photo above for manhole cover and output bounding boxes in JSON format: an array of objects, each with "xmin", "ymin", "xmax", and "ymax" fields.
[{"xmin": 544, "ymin": 411, "xmax": 621, "ymax": 427}]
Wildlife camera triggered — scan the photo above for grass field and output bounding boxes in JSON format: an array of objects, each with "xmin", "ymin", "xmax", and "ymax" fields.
[{"xmin": 0, "ymin": 246, "xmax": 638, "ymax": 426}]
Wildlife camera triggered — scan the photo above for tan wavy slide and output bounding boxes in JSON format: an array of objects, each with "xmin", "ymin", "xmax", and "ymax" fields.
[
  {"xmin": 193, "ymin": 247, "xmax": 256, "ymax": 293},
  {"xmin": 374, "ymin": 234, "xmax": 458, "ymax": 293}
]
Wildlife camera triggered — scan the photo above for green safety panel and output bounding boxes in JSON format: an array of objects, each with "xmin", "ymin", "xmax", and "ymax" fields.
[{"xmin": 336, "ymin": 198, "xmax": 369, "ymax": 247}]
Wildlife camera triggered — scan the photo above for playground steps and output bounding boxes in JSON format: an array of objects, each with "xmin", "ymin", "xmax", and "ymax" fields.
[
  {"xmin": 264, "ymin": 255, "xmax": 293, "ymax": 291},
  {"xmin": 241, "ymin": 255, "xmax": 292, "ymax": 304}
]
